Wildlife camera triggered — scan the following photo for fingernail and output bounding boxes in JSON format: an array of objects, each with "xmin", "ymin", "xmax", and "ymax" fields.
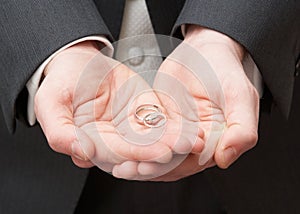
[
  {"xmin": 222, "ymin": 147, "xmax": 237, "ymax": 168},
  {"xmin": 71, "ymin": 141, "xmax": 88, "ymax": 161}
]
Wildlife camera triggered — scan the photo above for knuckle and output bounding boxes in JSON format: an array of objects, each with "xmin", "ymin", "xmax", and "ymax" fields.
[
  {"xmin": 245, "ymin": 130, "xmax": 258, "ymax": 147},
  {"xmin": 59, "ymin": 88, "xmax": 72, "ymax": 103},
  {"xmin": 130, "ymin": 146, "xmax": 141, "ymax": 161},
  {"xmin": 72, "ymin": 158, "xmax": 93, "ymax": 169},
  {"xmin": 46, "ymin": 132, "xmax": 71, "ymax": 154},
  {"xmin": 46, "ymin": 134, "xmax": 61, "ymax": 152}
]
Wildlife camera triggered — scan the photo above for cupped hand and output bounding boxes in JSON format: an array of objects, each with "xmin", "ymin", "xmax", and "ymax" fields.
[
  {"xmin": 35, "ymin": 41, "xmax": 181, "ymax": 171},
  {"xmin": 136, "ymin": 26, "xmax": 260, "ymax": 181}
]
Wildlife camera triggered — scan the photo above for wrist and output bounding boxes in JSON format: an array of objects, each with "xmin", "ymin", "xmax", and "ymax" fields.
[
  {"xmin": 44, "ymin": 41, "xmax": 100, "ymax": 76},
  {"xmin": 185, "ymin": 25, "xmax": 245, "ymax": 60}
]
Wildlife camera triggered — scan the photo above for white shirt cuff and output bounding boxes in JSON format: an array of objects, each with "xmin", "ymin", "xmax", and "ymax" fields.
[{"xmin": 26, "ymin": 36, "xmax": 114, "ymax": 126}]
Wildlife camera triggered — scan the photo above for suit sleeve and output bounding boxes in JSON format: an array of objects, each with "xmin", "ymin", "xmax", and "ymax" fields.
[
  {"xmin": 0, "ymin": 0, "xmax": 112, "ymax": 133},
  {"xmin": 174, "ymin": 0, "xmax": 300, "ymax": 117}
]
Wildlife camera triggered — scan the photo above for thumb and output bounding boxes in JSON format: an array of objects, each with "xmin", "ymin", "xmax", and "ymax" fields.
[
  {"xmin": 214, "ymin": 85, "xmax": 259, "ymax": 169},
  {"xmin": 215, "ymin": 125, "xmax": 258, "ymax": 169},
  {"xmin": 35, "ymin": 82, "xmax": 94, "ymax": 161}
]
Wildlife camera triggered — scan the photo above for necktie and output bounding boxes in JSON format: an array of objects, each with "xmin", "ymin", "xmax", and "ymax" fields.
[{"xmin": 115, "ymin": 0, "xmax": 162, "ymax": 85}]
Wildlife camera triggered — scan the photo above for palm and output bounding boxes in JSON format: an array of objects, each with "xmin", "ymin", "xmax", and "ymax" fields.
[
  {"xmin": 70, "ymin": 54, "xmax": 179, "ymax": 172},
  {"xmin": 137, "ymin": 41, "xmax": 259, "ymax": 181},
  {"xmin": 153, "ymin": 58, "xmax": 226, "ymax": 171},
  {"xmin": 134, "ymin": 60, "xmax": 225, "ymax": 181},
  {"xmin": 36, "ymin": 49, "xmax": 176, "ymax": 171}
]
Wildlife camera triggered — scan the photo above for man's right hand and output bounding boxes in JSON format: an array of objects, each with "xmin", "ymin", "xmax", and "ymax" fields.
[{"xmin": 34, "ymin": 41, "xmax": 176, "ymax": 173}]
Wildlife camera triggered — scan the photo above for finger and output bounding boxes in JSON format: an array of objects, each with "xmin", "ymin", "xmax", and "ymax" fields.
[
  {"xmin": 35, "ymin": 83, "xmax": 77, "ymax": 156},
  {"xmin": 74, "ymin": 127, "xmax": 96, "ymax": 161},
  {"xmin": 71, "ymin": 156, "xmax": 94, "ymax": 168},
  {"xmin": 112, "ymin": 161, "xmax": 139, "ymax": 180},
  {"xmin": 215, "ymin": 82, "xmax": 259, "ymax": 169},
  {"xmin": 198, "ymin": 126, "xmax": 224, "ymax": 166},
  {"xmin": 146, "ymin": 154, "xmax": 208, "ymax": 182},
  {"xmin": 159, "ymin": 132, "xmax": 204, "ymax": 155},
  {"xmin": 115, "ymin": 139, "xmax": 173, "ymax": 163},
  {"xmin": 154, "ymin": 62, "xmax": 205, "ymax": 155},
  {"xmin": 95, "ymin": 64, "xmax": 174, "ymax": 164},
  {"xmin": 97, "ymin": 162, "xmax": 115, "ymax": 173},
  {"xmin": 81, "ymin": 122, "xmax": 173, "ymax": 164},
  {"xmin": 147, "ymin": 100, "xmax": 205, "ymax": 155},
  {"xmin": 172, "ymin": 135, "xmax": 204, "ymax": 155},
  {"xmin": 137, "ymin": 154, "xmax": 189, "ymax": 179},
  {"xmin": 114, "ymin": 124, "xmax": 174, "ymax": 163},
  {"xmin": 35, "ymin": 80, "xmax": 97, "ymax": 162},
  {"xmin": 215, "ymin": 124, "xmax": 258, "ymax": 169}
]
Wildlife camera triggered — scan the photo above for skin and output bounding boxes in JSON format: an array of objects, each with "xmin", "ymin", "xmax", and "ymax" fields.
[
  {"xmin": 35, "ymin": 41, "xmax": 204, "ymax": 173},
  {"xmin": 35, "ymin": 25, "xmax": 259, "ymax": 181},
  {"xmin": 113, "ymin": 26, "xmax": 260, "ymax": 181}
]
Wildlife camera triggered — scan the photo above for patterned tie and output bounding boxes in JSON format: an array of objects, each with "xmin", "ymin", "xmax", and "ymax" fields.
[{"xmin": 115, "ymin": 0, "xmax": 162, "ymax": 85}]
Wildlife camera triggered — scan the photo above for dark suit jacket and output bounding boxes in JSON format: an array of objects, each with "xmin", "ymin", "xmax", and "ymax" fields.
[{"xmin": 0, "ymin": 1, "xmax": 299, "ymax": 213}]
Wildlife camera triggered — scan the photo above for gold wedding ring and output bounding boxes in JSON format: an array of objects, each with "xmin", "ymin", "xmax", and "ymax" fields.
[{"xmin": 135, "ymin": 104, "xmax": 167, "ymax": 128}]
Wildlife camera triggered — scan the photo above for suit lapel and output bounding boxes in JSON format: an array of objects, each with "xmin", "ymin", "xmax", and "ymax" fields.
[
  {"xmin": 93, "ymin": 0, "xmax": 126, "ymax": 40},
  {"xmin": 94, "ymin": 0, "xmax": 185, "ymax": 38},
  {"xmin": 145, "ymin": 0, "xmax": 185, "ymax": 35}
]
